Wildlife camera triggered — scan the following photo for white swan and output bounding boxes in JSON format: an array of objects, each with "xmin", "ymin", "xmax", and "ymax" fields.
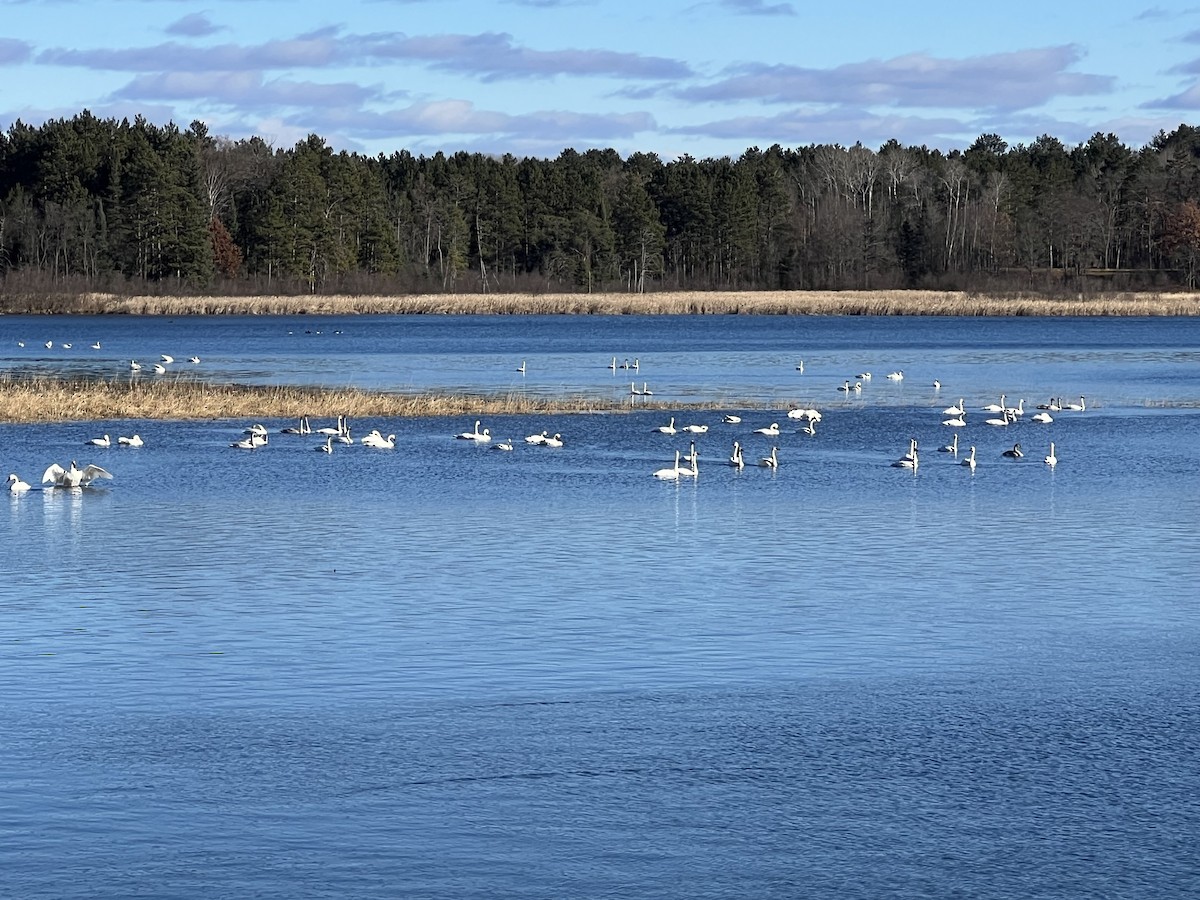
[
  {"xmin": 525, "ymin": 430, "xmax": 548, "ymax": 445},
  {"xmin": 640, "ymin": 382, "xmax": 653, "ymax": 396},
  {"xmin": 118, "ymin": 434, "xmax": 144, "ymax": 447},
  {"xmin": 984, "ymin": 410, "xmax": 1011, "ymax": 427},
  {"xmin": 677, "ymin": 445, "xmax": 698, "ymax": 478},
  {"xmin": 886, "ymin": 370, "xmax": 904, "ymax": 381},
  {"xmin": 856, "ymin": 372, "xmax": 872, "ymax": 381},
  {"xmin": 1044, "ymin": 442, "xmax": 1058, "ymax": 467},
  {"xmin": 42, "ymin": 461, "xmax": 113, "ymax": 488},
  {"xmin": 654, "ymin": 451, "xmax": 682, "ymax": 480},
  {"xmin": 942, "ymin": 412, "xmax": 967, "ymax": 427},
  {"xmin": 188, "ymin": 356, "xmax": 201, "ymax": 364},
  {"xmin": 961, "ymin": 446, "xmax": 977, "ymax": 471},
  {"xmin": 682, "ymin": 423, "xmax": 708, "ymax": 433},
  {"xmin": 932, "ymin": 380, "xmax": 941, "ymax": 390},
  {"xmin": 161, "ymin": 354, "xmax": 174, "ymax": 363},
  {"xmin": 800, "ymin": 417, "xmax": 817, "ymax": 436},
  {"xmin": 609, "ymin": 357, "xmax": 617, "ymax": 371},
  {"xmin": 317, "ymin": 415, "xmax": 347, "ymax": 436},
  {"xmin": 982, "ymin": 394, "xmax": 1007, "ymax": 413},
  {"xmin": 942, "ymin": 398, "xmax": 965, "ymax": 416},
  {"xmin": 230, "ymin": 434, "xmax": 265, "ymax": 449},
  {"xmin": 1001, "ymin": 442, "xmax": 1024, "ymax": 458},
  {"xmin": 542, "ymin": 433, "xmax": 563, "ymax": 448},
  {"xmin": 1065, "ymin": 396, "xmax": 1086, "ymax": 411},
  {"xmin": 655, "ymin": 417, "xmax": 677, "ymax": 435},
  {"xmin": 362, "ymin": 431, "xmax": 397, "ymax": 449},
  {"xmin": 758, "ymin": 446, "xmax": 779, "ymax": 469},
  {"xmin": 938, "ymin": 433, "xmax": 959, "ymax": 455},
  {"xmin": 8, "ymin": 473, "xmax": 31, "ymax": 493},
  {"xmin": 753, "ymin": 422, "xmax": 780, "ymax": 437},
  {"xmin": 456, "ymin": 420, "xmax": 485, "ymax": 440},
  {"xmin": 243, "ymin": 423, "xmax": 269, "ymax": 436},
  {"xmin": 892, "ymin": 438, "xmax": 919, "ymax": 468},
  {"xmin": 1004, "ymin": 398, "xmax": 1026, "ymax": 417},
  {"xmin": 153, "ymin": 364, "xmax": 167, "ymax": 375},
  {"xmin": 62, "ymin": 343, "xmax": 72, "ymax": 349},
  {"xmin": 728, "ymin": 441, "xmax": 745, "ymax": 469},
  {"xmin": 630, "ymin": 381, "xmax": 642, "ymax": 396},
  {"xmin": 491, "ymin": 440, "xmax": 514, "ymax": 451},
  {"xmin": 316, "ymin": 436, "xmax": 334, "ymax": 453},
  {"xmin": 795, "ymin": 360, "xmax": 804, "ymax": 373},
  {"xmin": 91, "ymin": 342, "xmax": 101, "ymax": 350},
  {"xmin": 130, "ymin": 360, "xmax": 142, "ymax": 372},
  {"xmin": 87, "ymin": 434, "xmax": 111, "ymax": 448},
  {"xmin": 723, "ymin": 414, "xmax": 742, "ymax": 424},
  {"xmin": 837, "ymin": 380, "xmax": 852, "ymax": 392},
  {"xmin": 517, "ymin": 360, "xmax": 526, "ymax": 374},
  {"xmin": 1031, "ymin": 412, "xmax": 1053, "ymax": 424},
  {"xmin": 45, "ymin": 340, "xmax": 53, "ymax": 349},
  {"xmin": 281, "ymin": 415, "xmax": 311, "ymax": 434}
]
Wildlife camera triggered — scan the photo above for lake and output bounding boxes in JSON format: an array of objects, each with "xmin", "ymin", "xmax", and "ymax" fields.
[{"xmin": 2, "ymin": 313, "xmax": 1199, "ymax": 898}]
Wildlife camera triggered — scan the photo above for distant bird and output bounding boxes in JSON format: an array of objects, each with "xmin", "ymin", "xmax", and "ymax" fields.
[
  {"xmin": 753, "ymin": 422, "xmax": 781, "ymax": 437},
  {"xmin": 886, "ymin": 370, "xmax": 904, "ymax": 381},
  {"xmin": 87, "ymin": 434, "xmax": 111, "ymax": 448},
  {"xmin": 153, "ymin": 363, "xmax": 167, "ymax": 375},
  {"xmin": 188, "ymin": 356, "xmax": 200, "ymax": 364},
  {"xmin": 938, "ymin": 433, "xmax": 959, "ymax": 455},
  {"xmin": 62, "ymin": 343, "xmax": 72, "ymax": 349},
  {"xmin": 91, "ymin": 342, "xmax": 101, "ymax": 350},
  {"xmin": 856, "ymin": 372, "xmax": 872, "ymax": 381},
  {"xmin": 1065, "ymin": 396, "xmax": 1087, "ymax": 412},
  {"xmin": 795, "ymin": 360, "xmax": 804, "ymax": 373},
  {"xmin": 517, "ymin": 360, "xmax": 526, "ymax": 374},
  {"xmin": 491, "ymin": 440, "xmax": 514, "ymax": 452},
  {"xmin": 1044, "ymin": 442, "xmax": 1058, "ymax": 468},
  {"xmin": 932, "ymin": 380, "xmax": 941, "ymax": 390},
  {"xmin": 723, "ymin": 414, "xmax": 742, "ymax": 424},
  {"xmin": 542, "ymin": 433, "xmax": 563, "ymax": 448},
  {"xmin": 727, "ymin": 441, "xmax": 745, "ymax": 469},
  {"xmin": 758, "ymin": 446, "xmax": 779, "ymax": 469},
  {"xmin": 281, "ymin": 416, "xmax": 311, "ymax": 435},
  {"xmin": 130, "ymin": 360, "xmax": 142, "ymax": 372},
  {"xmin": 7, "ymin": 473, "xmax": 31, "ymax": 494},
  {"xmin": 655, "ymin": 417, "xmax": 677, "ymax": 435},
  {"xmin": 1002, "ymin": 442, "xmax": 1024, "ymax": 458},
  {"xmin": 942, "ymin": 399, "xmax": 965, "ymax": 416},
  {"xmin": 640, "ymin": 382, "xmax": 652, "ymax": 396},
  {"xmin": 1032, "ymin": 412, "xmax": 1054, "ymax": 424},
  {"xmin": 161, "ymin": 354, "xmax": 174, "ymax": 363},
  {"xmin": 42, "ymin": 461, "xmax": 112, "ymax": 488},
  {"xmin": 525, "ymin": 431, "xmax": 548, "ymax": 445},
  {"xmin": 456, "ymin": 420, "xmax": 486, "ymax": 440},
  {"xmin": 682, "ymin": 423, "xmax": 708, "ymax": 434},
  {"xmin": 117, "ymin": 434, "xmax": 144, "ymax": 447},
  {"xmin": 316, "ymin": 436, "xmax": 334, "ymax": 453},
  {"xmin": 44, "ymin": 340, "xmax": 53, "ymax": 349},
  {"xmin": 630, "ymin": 381, "xmax": 642, "ymax": 396},
  {"xmin": 654, "ymin": 451, "xmax": 683, "ymax": 481}
]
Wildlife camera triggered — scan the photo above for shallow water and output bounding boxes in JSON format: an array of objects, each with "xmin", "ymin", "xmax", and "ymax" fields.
[{"xmin": 1, "ymin": 314, "xmax": 1199, "ymax": 898}]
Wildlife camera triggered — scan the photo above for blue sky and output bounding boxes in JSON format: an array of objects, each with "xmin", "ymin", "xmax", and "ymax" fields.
[{"xmin": 2, "ymin": 0, "xmax": 1199, "ymax": 160}]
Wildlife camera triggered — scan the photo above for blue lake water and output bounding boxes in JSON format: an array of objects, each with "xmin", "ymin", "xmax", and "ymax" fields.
[{"xmin": 2, "ymin": 313, "xmax": 1199, "ymax": 898}]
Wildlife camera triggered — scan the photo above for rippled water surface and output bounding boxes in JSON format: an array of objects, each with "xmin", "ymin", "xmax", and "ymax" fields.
[{"xmin": 2, "ymin": 314, "xmax": 1199, "ymax": 898}]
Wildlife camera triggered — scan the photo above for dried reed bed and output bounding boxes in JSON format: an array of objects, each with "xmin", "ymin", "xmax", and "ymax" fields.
[
  {"xmin": 10, "ymin": 289, "xmax": 1200, "ymax": 316},
  {"xmin": 0, "ymin": 375, "xmax": 719, "ymax": 424}
]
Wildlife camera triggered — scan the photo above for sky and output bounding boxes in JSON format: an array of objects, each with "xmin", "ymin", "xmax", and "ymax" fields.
[{"xmin": 2, "ymin": 0, "xmax": 1200, "ymax": 161}]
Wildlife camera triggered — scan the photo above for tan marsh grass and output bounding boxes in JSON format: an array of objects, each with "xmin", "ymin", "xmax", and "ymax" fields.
[
  {"xmin": 0, "ymin": 376, "xmax": 755, "ymax": 424},
  {"xmin": 6, "ymin": 289, "xmax": 1200, "ymax": 316}
]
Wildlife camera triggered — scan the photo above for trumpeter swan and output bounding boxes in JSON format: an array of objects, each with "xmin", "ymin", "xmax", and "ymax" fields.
[
  {"xmin": 837, "ymin": 380, "xmax": 852, "ymax": 392},
  {"xmin": 118, "ymin": 434, "xmax": 143, "ymax": 447},
  {"xmin": 892, "ymin": 438, "xmax": 919, "ymax": 468},
  {"xmin": 961, "ymin": 446, "xmax": 977, "ymax": 471},
  {"xmin": 758, "ymin": 447, "xmax": 779, "ymax": 469},
  {"xmin": 87, "ymin": 434, "xmax": 111, "ymax": 448},
  {"xmin": 640, "ymin": 382, "xmax": 653, "ymax": 396},
  {"xmin": 317, "ymin": 436, "xmax": 334, "ymax": 453},
  {"xmin": 1065, "ymin": 396, "xmax": 1086, "ymax": 411},
  {"xmin": 655, "ymin": 417, "xmax": 677, "ymax": 435},
  {"xmin": 985, "ymin": 410, "xmax": 1011, "ymax": 427},
  {"xmin": 91, "ymin": 342, "xmax": 101, "ymax": 350},
  {"xmin": 609, "ymin": 357, "xmax": 617, "ymax": 371},
  {"xmin": 938, "ymin": 433, "xmax": 959, "ymax": 454},
  {"xmin": 281, "ymin": 415, "xmax": 311, "ymax": 434},
  {"xmin": 161, "ymin": 354, "xmax": 174, "ymax": 363},
  {"xmin": 317, "ymin": 416, "xmax": 347, "ymax": 437},
  {"xmin": 753, "ymin": 422, "xmax": 780, "ymax": 437},
  {"xmin": 630, "ymin": 382, "xmax": 642, "ymax": 396},
  {"xmin": 795, "ymin": 360, "xmax": 804, "ymax": 373},
  {"xmin": 188, "ymin": 356, "xmax": 200, "ymax": 364},
  {"xmin": 525, "ymin": 431, "xmax": 548, "ymax": 444},
  {"xmin": 130, "ymin": 360, "xmax": 142, "ymax": 372},
  {"xmin": 243, "ymin": 423, "xmax": 268, "ymax": 436},
  {"xmin": 982, "ymin": 394, "xmax": 1007, "ymax": 413},
  {"xmin": 654, "ymin": 451, "xmax": 683, "ymax": 480},
  {"xmin": 728, "ymin": 441, "xmax": 745, "ymax": 468},
  {"xmin": 1032, "ymin": 411, "xmax": 1053, "ymax": 424},
  {"xmin": 542, "ymin": 433, "xmax": 562, "ymax": 448},
  {"xmin": 677, "ymin": 445, "xmax": 698, "ymax": 478},
  {"xmin": 857, "ymin": 372, "xmax": 872, "ymax": 381},
  {"xmin": 1002, "ymin": 442, "xmax": 1024, "ymax": 458},
  {"xmin": 491, "ymin": 440, "xmax": 514, "ymax": 451},
  {"xmin": 153, "ymin": 364, "xmax": 167, "ymax": 375},
  {"xmin": 942, "ymin": 398, "xmax": 965, "ymax": 416},
  {"xmin": 45, "ymin": 341, "xmax": 53, "ymax": 349},
  {"xmin": 42, "ymin": 461, "xmax": 112, "ymax": 488},
  {"xmin": 886, "ymin": 370, "xmax": 904, "ymax": 381},
  {"xmin": 942, "ymin": 412, "xmax": 967, "ymax": 427},
  {"xmin": 932, "ymin": 380, "xmax": 941, "ymax": 390},
  {"xmin": 1004, "ymin": 398, "xmax": 1026, "ymax": 417},
  {"xmin": 517, "ymin": 360, "xmax": 526, "ymax": 374},
  {"xmin": 456, "ymin": 420, "xmax": 485, "ymax": 440},
  {"xmin": 7, "ymin": 473, "xmax": 31, "ymax": 493},
  {"xmin": 230, "ymin": 434, "xmax": 263, "ymax": 449},
  {"xmin": 723, "ymin": 414, "xmax": 742, "ymax": 424},
  {"xmin": 682, "ymin": 423, "xmax": 708, "ymax": 433},
  {"xmin": 1044, "ymin": 442, "xmax": 1058, "ymax": 467}
]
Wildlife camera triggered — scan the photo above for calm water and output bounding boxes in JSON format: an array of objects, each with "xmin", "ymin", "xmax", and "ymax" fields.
[{"xmin": 2, "ymin": 314, "xmax": 1199, "ymax": 898}]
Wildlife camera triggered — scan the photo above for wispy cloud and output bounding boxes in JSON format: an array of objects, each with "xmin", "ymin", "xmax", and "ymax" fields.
[
  {"xmin": 111, "ymin": 71, "xmax": 386, "ymax": 110},
  {"xmin": 0, "ymin": 38, "xmax": 34, "ymax": 65},
  {"xmin": 165, "ymin": 13, "xmax": 225, "ymax": 38},
  {"xmin": 678, "ymin": 46, "xmax": 1112, "ymax": 112},
  {"xmin": 718, "ymin": 0, "xmax": 796, "ymax": 15}
]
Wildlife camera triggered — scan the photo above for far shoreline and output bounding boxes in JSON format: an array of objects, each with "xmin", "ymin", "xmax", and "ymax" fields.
[{"xmin": 3, "ymin": 289, "xmax": 1200, "ymax": 317}]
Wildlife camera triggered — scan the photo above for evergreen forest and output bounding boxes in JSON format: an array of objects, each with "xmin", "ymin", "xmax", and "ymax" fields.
[{"xmin": 4, "ymin": 111, "xmax": 1200, "ymax": 296}]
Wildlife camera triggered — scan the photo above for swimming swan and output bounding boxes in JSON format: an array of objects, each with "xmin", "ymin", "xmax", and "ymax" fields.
[
  {"xmin": 938, "ymin": 433, "xmax": 959, "ymax": 455},
  {"xmin": 317, "ymin": 436, "xmax": 334, "ymax": 453},
  {"xmin": 753, "ymin": 422, "xmax": 781, "ymax": 437},
  {"xmin": 1044, "ymin": 442, "xmax": 1058, "ymax": 467},
  {"xmin": 42, "ymin": 461, "xmax": 113, "ymax": 488},
  {"xmin": 281, "ymin": 415, "xmax": 311, "ymax": 435},
  {"xmin": 758, "ymin": 446, "xmax": 779, "ymax": 469},
  {"xmin": 525, "ymin": 431, "xmax": 548, "ymax": 445},
  {"xmin": 728, "ymin": 441, "xmax": 745, "ymax": 468},
  {"xmin": 723, "ymin": 414, "xmax": 743, "ymax": 424},
  {"xmin": 654, "ymin": 451, "xmax": 683, "ymax": 480},
  {"xmin": 655, "ymin": 417, "xmax": 677, "ymax": 435},
  {"xmin": 1065, "ymin": 396, "xmax": 1087, "ymax": 411},
  {"xmin": 1002, "ymin": 442, "xmax": 1024, "ymax": 458},
  {"xmin": 542, "ymin": 433, "xmax": 563, "ymax": 448},
  {"xmin": 1031, "ymin": 412, "xmax": 1053, "ymax": 424},
  {"xmin": 87, "ymin": 434, "xmax": 111, "ymax": 447},
  {"xmin": 456, "ymin": 420, "xmax": 486, "ymax": 440},
  {"xmin": 961, "ymin": 446, "xmax": 977, "ymax": 471},
  {"xmin": 942, "ymin": 399, "xmax": 965, "ymax": 416},
  {"xmin": 7, "ymin": 473, "xmax": 31, "ymax": 493},
  {"xmin": 118, "ymin": 434, "xmax": 144, "ymax": 447}
]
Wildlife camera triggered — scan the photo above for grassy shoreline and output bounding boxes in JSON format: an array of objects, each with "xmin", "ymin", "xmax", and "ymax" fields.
[
  {"xmin": 0, "ymin": 376, "xmax": 737, "ymax": 424},
  {"xmin": 3, "ymin": 289, "xmax": 1200, "ymax": 316}
]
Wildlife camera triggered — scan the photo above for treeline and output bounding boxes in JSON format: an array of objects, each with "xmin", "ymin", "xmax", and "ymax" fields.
[{"xmin": 4, "ymin": 110, "xmax": 1200, "ymax": 296}]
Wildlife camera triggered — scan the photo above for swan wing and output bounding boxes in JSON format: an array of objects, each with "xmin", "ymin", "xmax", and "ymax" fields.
[
  {"xmin": 81, "ymin": 465, "xmax": 113, "ymax": 482},
  {"xmin": 42, "ymin": 463, "xmax": 66, "ymax": 484}
]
